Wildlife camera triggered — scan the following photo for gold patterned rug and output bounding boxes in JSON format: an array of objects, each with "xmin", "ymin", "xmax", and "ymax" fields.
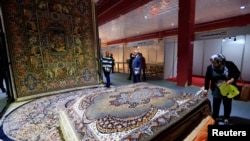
[{"xmin": 64, "ymin": 82, "xmax": 207, "ymax": 141}]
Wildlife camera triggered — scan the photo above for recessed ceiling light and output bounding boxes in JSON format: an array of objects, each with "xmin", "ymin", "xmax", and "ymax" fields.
[{"xmin": 240, "ymin": 6, "xmax": 245, "ymax": 9}]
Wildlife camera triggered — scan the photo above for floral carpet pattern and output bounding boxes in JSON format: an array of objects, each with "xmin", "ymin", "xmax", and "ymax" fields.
[
  {"xmin": 66, "ymin": 83, "xmax": 206, "ymax": 141},
  {"xmin": 0, "ymin": 83, "xmax": 206, "ymax": 141},
  {"xmin": 0, "ymin": 86, "xmax": 103, "ymax": 141}
]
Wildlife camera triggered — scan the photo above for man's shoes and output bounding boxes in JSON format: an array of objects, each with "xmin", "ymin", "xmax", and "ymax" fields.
[
  {"xmin": 1, "ymin": 88, "xmax": 6, "ymax": 93},
  {"xmin": 127, "ymin": 78, "xmax": 131, "ymax": 80},
  {"xmin": 104, "ymin": 86, "xmax": 110, "ymax": 89},
  {"xmin": 224, "ymin": 119, "xmax": 230, "ymax": 125},
  {"xmin": 213, "ymin": 117, "xmax": 220, "ymax": 125}
]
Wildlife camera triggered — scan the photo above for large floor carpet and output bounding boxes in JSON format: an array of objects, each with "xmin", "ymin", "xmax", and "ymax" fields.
[
  {"xmin": 0, "ymin": 82, "xmax": 207, "ymax": 141},
  {"xmin": 0, "ymin": 86, "xmax": 104, "ymax": 141}
]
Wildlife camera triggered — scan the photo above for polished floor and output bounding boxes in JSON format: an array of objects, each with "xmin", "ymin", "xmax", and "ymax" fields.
[
  {"xmin": 1, "ymin": 72, "xmax": 250, "ymax": 125},
  {"xmin": 0, "ymin": 93, "xmax": 8, "ymax": 117},
  {"xmin": 0, "ymin": 80, "xmax": 10, "ymax": 120}
]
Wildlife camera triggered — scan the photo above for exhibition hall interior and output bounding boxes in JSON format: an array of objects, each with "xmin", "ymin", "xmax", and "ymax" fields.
[{"xmin": 0, "ymin": 0, "xmax": 250, "ymax": 140}]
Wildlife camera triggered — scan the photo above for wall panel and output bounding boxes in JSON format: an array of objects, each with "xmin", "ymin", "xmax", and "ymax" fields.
[
  {"xmin": 242, "ymin": 34, "xmax": 250, "ymax": 81},
  {"xmin": 202, "ymin": 39, "xmax": 222, "ymax": 76},
  {"xmin": 221, "ymin": 35, "xmax": 245, "ymax": 72},
  {"xmin": 164, "ymin": 38, "xmax": 177, "ymax": 79},
  {"xmin": 192, "ymin": 40, "xmax": 204, "ymax": 76}
]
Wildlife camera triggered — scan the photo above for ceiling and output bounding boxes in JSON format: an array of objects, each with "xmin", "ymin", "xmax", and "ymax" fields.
[{"xmin": 95, "ymin": 0, "xmax": 250, "ymax": 45}]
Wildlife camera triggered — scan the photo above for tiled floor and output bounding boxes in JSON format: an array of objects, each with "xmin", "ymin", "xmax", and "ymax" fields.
[{"xmin": 1, "ymin": 72, "xmax": 250, "ymax": 125}]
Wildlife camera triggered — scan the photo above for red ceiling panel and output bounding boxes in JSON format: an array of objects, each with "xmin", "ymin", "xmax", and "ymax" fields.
[
  {"xmin": 96, "ymin": 0, "xmax": 152, "ymax": 26},
  {"xmin": 95, "ymin": 0, "xmax": 122, "ymax": 16}
]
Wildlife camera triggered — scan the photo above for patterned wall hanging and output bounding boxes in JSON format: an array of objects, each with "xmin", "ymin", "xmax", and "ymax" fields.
[{"xmin": 2, "ymin": 0, "xmax": 99, "ymax": 99}]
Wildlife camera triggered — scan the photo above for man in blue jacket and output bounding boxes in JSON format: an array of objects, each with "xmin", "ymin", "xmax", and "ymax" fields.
[{"xmin": 132, "ymin": 51, "xmax": 142, "ymax": 83}]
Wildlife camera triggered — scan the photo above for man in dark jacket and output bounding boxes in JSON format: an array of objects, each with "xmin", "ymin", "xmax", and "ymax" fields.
[
  {"xmin": 127, "ymin": 53, "xmax": 135, "ymax": 80},
  {"xmin": 139, "ymin": 53, "xmax": 146, "ymax": 81},
  {"xmin": 203, "ymin": 54, "xmax": 240, "ymax": 125},
  {"xmin": 132, "ymin": 51, "xmax": 142, "ymax": 83}
]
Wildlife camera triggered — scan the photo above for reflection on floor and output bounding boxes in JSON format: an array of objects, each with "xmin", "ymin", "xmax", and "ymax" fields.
[
  {"xmin": 166, "ymin": 76, "xmax": 205, "ymax": 87},
  {"xmin": 0, "ymin": 93, "xmax": 8, "ymax": 117}
]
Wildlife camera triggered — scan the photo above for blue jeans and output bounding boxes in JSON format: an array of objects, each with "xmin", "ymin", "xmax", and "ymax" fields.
[
  {"xmin": 133, "ymin": 73, "xmax": 141, "ymax": 83},
  {"xmin": 103, "ymin": 71, "xmax": 110, "ymax": 88}
]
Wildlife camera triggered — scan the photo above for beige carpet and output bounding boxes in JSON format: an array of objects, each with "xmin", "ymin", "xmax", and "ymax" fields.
[{"xmin": 65, "ymin": 83, "xmax": 206, "ymax": 141}]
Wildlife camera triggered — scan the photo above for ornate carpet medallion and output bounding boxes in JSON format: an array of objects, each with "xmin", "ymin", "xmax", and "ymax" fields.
[
  {"xmin": 0, "ymin": 83, "xmax": 206, "ymax": 141},
  {"xmin": 66, "ymin": 83, "xmax": 206, "ymax": 141}
]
